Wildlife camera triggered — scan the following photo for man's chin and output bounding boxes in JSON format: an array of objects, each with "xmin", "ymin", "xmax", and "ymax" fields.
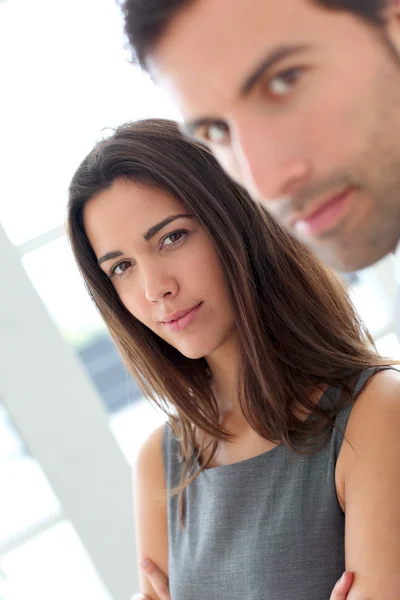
[{"xmin": 307, "ymin": 240, "xmax": 389, "ymax": 274}]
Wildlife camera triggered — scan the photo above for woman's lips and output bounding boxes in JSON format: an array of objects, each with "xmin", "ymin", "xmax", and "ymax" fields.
[{"xmin": 162, "ymin": 303, "xmax": 202, "ymax": 333}]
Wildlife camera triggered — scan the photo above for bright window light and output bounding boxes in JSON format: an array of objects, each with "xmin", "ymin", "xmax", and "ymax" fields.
[{"xmin": 0, "ymin": 0, "xmax": 180, "ymax": 245}]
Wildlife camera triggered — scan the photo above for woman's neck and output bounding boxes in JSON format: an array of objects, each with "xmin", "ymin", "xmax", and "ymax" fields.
[{"xmin": 206, "ymin": 336, "xmax": 241, "ymax": 419}]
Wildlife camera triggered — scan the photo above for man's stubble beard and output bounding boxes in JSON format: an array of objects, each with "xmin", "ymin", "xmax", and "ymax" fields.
[{"xmin": 272, "ymin": 38, "xmax": 400, "ymax": 273}]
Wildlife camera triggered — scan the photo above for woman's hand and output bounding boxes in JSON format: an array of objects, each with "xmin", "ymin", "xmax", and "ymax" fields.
[
  {"xmin": 132, "ymin": 560, "xmax": 354, "ymax": 600},
  {"xmin": 329, "ymin": 572, "xmax": 354, "ymax": 599},
  {"xmin": 135, "ymin": 559, "xmax": 171, "ymax": 600}
]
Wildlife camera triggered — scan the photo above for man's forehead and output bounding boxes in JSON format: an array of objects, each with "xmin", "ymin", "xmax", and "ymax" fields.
[{"xmin": 150, "ymin": 0, "xmax": 341, "ymax": 117}]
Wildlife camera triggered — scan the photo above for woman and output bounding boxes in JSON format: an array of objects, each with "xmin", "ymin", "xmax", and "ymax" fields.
[{"xmin": 67, "ymin": 119, "xmax": 400, "ymax": 600}]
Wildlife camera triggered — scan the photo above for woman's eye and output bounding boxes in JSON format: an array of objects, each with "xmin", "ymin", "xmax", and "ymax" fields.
[
  {"xmin": 161, "ymin": 230, "xmax": 188, "ymax": 249},
  {"xmin": 110, "ymin": 260, "xmax": 132, "ymax": 278},
  {"xmin": 268, "ymin": 68, "xmax": 303, "ymax": 97},
  {"xmin": 203, "ymin": 121, "xmax": 230, "ymax": 146}
]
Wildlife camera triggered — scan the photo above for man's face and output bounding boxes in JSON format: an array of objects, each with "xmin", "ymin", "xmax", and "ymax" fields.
[{"xmin": 149, "ymin": 0, "xmax": 400, "ymax": 272}]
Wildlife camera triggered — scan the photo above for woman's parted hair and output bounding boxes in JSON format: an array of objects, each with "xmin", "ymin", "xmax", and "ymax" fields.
[
  {"xmin": 122, "ymin": 0, "xmax": 385, "ymax": 69},
  {"xmin": 68, "ymin": 118, "xmax": 388, "ymax": 507}
]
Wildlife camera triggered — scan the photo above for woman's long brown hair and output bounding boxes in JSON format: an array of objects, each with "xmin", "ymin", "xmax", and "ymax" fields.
[{"xmin": 67, "ymin": 118, "xmax": 392, "ymax": 514}]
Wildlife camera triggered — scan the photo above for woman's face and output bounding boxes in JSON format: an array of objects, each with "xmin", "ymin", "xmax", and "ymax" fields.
[{"xmin": 84, "ymin": 178, "xmax": 236, "ymax": 360}]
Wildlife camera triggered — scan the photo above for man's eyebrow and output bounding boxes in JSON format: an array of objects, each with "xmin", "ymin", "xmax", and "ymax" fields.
[
  {"xmin": 97, "ymin": 214, "xmax": 193, "ymax": 266},
  {"xmin": 181, "ymin": 44, "xmax": 312, "ymax": 137},
  {"xmin": 240, "ymin": 43, "xmax": 312, "ymax": 96}
]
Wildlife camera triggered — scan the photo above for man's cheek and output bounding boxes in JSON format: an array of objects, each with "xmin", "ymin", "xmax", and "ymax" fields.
[{"xmin": 213, "ymin": 147, "xmax": 245, "ymax": 187}]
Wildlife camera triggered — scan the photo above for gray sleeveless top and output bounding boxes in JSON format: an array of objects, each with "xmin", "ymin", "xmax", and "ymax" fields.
[{"xmin": 162, "ymin": 368, "xmax": 387, "ymax": 600}]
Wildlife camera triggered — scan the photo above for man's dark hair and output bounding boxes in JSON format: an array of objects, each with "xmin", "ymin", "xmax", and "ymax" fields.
[{"xmin": 122, "ymin": 0, "xmax": 385, "ymax": 69}]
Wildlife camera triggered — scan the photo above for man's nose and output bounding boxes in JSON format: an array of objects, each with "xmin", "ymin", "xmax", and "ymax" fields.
[{"xmin": 231, "ymin": 115, "xmax": 312, "ymax": 202}]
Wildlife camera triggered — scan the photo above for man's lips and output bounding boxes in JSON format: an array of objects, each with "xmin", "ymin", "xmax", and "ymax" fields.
[{"xmin": 291, "ymin": 188, "xmax": 355, "ymax": 237}]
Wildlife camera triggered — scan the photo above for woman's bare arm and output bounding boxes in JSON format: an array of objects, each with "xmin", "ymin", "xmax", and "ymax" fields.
[
  {"xmin": 133, "ymin": 425, "xmax": 169, "ymax": 600},
  {"xmin": 337, "ymin": 369, "xmax": 400, "ymax": 599}
]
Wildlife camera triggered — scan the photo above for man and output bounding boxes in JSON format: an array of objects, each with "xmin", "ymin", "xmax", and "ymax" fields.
[
  {"xmin": 123, "ymin": 1, "xmax": 400, "ymax": 598},
  {"xmin": 123, "ymin": 0, "xmax": 400, "ymax": 276}
]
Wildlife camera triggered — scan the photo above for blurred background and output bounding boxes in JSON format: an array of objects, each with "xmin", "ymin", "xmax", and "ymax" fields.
[{"xmin": 0, "ymin": 0, "xmax": 399, "ymax": 598}]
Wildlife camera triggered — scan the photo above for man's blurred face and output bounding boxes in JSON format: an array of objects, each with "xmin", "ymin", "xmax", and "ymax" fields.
[{"xmin": 150, "ymin": 0, "xmax": 400, "ymax": 272}]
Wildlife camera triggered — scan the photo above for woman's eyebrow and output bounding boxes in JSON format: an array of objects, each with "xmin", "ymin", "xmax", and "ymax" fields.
[
  {"xmin": 97, "ymin": 214, "xmax": 193, "ymax": 265},
  {"xmin": 143, "ymin": 213, "xmax": 193, "ymax": 241},
  {"xmin": 98, "ymin": 250, "xmax": 124, "ymax": 266}
]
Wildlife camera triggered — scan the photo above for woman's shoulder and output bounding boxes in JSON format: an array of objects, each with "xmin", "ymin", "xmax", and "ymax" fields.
[
  {"xmin": 348, "ymin": 367, "xmax": 400, "ymax": 427},
  {"xmin": 334, "ymin": 367, "xmax": 400, "ymax": 445},
  {"xmin": 348, "ymin": 365, "xmax": 400, "ymax": 423},
  {"xmin": 135, "ymin": 424, "xmax": 166, "ymax": 483},
  {"xmin": 334, "ymin": 369, "xmax": 400, "ymax": 597},
  {"xmin": 136, "ymin": 421, "xmax": 184, "ymax": 488},
  {"xmin": 333, "ymin": 367, "xmax": 399, "ymax": 428},
  {"xmin": 336, "ymin": 367, "xmax": 400, "ymax": 508}
]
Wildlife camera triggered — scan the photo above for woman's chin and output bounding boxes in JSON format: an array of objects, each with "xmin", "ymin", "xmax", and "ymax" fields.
[
  {"xmin": 174, "ymin": 342, "xmax": 211, "ymax": 361},
  {"xmin": 179, "ymin": 348, "xmax": 207, "ymax": 360}
]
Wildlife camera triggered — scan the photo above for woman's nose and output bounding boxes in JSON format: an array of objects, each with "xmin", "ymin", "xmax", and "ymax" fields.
[{"xmin": 143, "ymin": 269, "xmax": 179, "ymax": 303}]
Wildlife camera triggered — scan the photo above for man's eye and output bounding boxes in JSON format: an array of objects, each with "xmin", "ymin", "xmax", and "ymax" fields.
[
  {"xmin": 110, "ymin": 260, "xmax": 132, "ymax": 278},
  {"xmin": 268, "ymin": 68, "xmax": 303, "ymax": 97},
  {"xmin": 203, "ymin": 122, "xmax": 230, "ymax": 145}
]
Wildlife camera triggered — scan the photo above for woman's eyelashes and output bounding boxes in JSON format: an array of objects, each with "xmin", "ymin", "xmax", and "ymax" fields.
[
  {"xmin": 109, "ymin": 259, "xmax": 133, "ymax": 279},
  {"xmin": 107, "ymin": 229, "xmax": 190, "ymax": 279},
  {"xmin": 160, "ymin": 229, "xmax": 189, "ymax": 250}
]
